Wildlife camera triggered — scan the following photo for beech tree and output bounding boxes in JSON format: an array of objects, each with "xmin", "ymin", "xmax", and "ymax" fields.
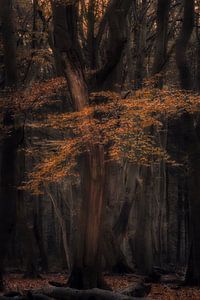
[
  {"xmin": 48, "ymin": 0, "xmax": 134, "ymax": 289},
  {"xmin": 51, "ymin": 0, "xmax": 111, "ymax": 289},
  {"xmin": 2, "ymin": 0, "xmax": 200, "ymax": 294},
  {"xmin": 15, "ymin": 0, "xmax": 200, "ymax": 289}
]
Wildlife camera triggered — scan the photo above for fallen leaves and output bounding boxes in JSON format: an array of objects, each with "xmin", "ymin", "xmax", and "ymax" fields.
[
  {"xmin": 149, "ymin": 284, "xmax": 200, "ymax": 300},
  {"xmin": 2, "ymin": 273, "xmax": 200, "ymax": 299}
]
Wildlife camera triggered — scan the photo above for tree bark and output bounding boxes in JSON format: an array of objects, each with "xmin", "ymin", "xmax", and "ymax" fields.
[
  {"xmin": 175, "ymin": 0, "xmax": 194, "ymax": 90},
  {"xmin": 51, "ymin": 1, "xmax": 106, "ymax": 289},
  {"xmin": 92, "ymin": 0, "xmax": 133, "ymax": 89},
  {"xmin": 86, "ymin": 0, "xmax": 96, "ymax": 69},
  {"xmin": 152, "ymin": 0, "xmax": 171, "ymax": 87},
  {"xmin": 133, "ymin": 0, "xmax": 147, "ymax": 89},
  {"xmin": 0, "ymin": 0, "xmax": 17, "ymax": 87},
  {"xmin": 181, "ymin": 114, "xmax": 200, "ymax": 285},
  {"xmin": 0, "ymin": 0, "xmax": 18, "ymax": 290},
  {"xmin": 174, "ymin": 0, "xmax": 199, "ymax": 284}
]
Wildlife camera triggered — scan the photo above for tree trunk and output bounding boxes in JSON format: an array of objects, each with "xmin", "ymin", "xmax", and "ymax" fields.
[
  {"xmin": 0, "ymin": 0, "xmax": 18, "ymax": 290},
  {"xmin": 152, "ymin": 0, "xmax": 170, "ymax": 87},
  {"xmin": 103, "ymin": 229, "xmax": 133, "ymax": 274},
  {"xmin": 175, "ymin": 0, "xmax": 194, "ymax": 90},
  {"xmin": 94, "ymin": 0, "xmax": 133, "ymax": 89},
  {"xmin": 181, "ymin": 114, "xmax": 200, "ymax": 285},
  {"xmin": 52, "ymin": 1, "xmax": 106, "ymax": 289},
  {"xmin": 0, "ymin": 0, "xmax": 17, "ymax": 87},
  {"xmin": 0, "ymin": 128, "xmax": 17, "ymax": 288},
  {"xmin": 174, "ymin": 0, "xmax": 199, "ymax": 284},
  {"xmin": 87, "ymin": 0, "xmax": 96, "ymax": 69},
  {"xmin": 68, "ymin": 146, "xmax": 106, "ymax": 289},
  {"xmin": 133, "ymin": 0, "xmax": 147, "ymax": 89}
]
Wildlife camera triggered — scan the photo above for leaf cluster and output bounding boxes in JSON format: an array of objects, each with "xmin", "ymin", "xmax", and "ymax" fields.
[{"xmin": 21, "ymin": 84, "xmax": 200, "ymax": 194}]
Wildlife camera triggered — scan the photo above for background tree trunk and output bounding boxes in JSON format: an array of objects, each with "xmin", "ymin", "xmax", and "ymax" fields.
[
  {"xmin": 174, "ymin": 0, "xmax": 200, "ymax": 284},
  {"xmin": 152, "ymin": 0, "xmax": 171, "ymax": 87},
  {"xmin": 0, "ymin": 0, "xmax": 17, "ymax": 86},
  {"xmin": 175, "ymin": 0, "xmax": 194, "ymax": 90},
  {"xmin": 0, "ymin": 0, "xmax": 18, "ymax": 290},
  {"xmin": 182, "ymin": 114, "xmax": 200, "ymax": 285}
]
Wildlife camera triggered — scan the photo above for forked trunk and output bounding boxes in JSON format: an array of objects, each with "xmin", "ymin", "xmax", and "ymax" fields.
[{"xmin": 52, "ymin": 1, "xmax": 106, "ymax": 289}]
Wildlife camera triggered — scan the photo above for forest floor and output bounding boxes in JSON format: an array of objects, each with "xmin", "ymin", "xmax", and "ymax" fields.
[{"xmin": 1, "ymin": 273, "xmax": 200, "ymax": 299}]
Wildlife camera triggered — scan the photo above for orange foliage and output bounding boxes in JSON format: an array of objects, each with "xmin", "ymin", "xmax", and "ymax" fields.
[
  {"xmin": 16, "ymin": 80, "xmax": 200, "ymax": 194},
  {"xmin": 0, "ymin": 77, "xmax": 66, "ymax": 114}
]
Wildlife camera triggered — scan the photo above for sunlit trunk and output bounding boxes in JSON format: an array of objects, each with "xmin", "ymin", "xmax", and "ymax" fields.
[{"xmin": 69, "ymin": 145, "xmax": 106, "ymax": 288}]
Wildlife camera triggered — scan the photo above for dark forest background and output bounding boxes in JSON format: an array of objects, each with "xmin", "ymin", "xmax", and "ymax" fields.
[{"xmin": 1, "ymin": 0, "xmax": 200, "ymax": 298}]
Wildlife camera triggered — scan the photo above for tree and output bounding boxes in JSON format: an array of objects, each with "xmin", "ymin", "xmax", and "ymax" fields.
[
  {"xmin": 176, "ymin": 0, "xmax": 194, "ymax": 90},
  {"xmin": 0, "ymin": 0, "xmax": 18, "ymax": 290},
  {"xmin": 23, "ymin": 79, "xmax": 200, "ymax": 288},
  {"xmin": 47, "ymin": 0, "xmax": 134, "ymax": 288},
  {"xmin": 51, "ymin": 0, "xmax": 106, "ymax": 289},
  {"xmin": 152, "ymin": 0, "xmax": 171, "ymax": 87},
  {"xmin": 183, "ymin": 113, "xmax": 200, "ymax": 286},
  {"xmin": 174, "ymin": 0, "xmax": 200, "ymax": 285},
  {"xmin": 133, "ymin": 0, "xmax": 148, "ymax": 89},
  {"xmin": 3, "ymin": 0, "xmax": 200, "ymax": 292}
]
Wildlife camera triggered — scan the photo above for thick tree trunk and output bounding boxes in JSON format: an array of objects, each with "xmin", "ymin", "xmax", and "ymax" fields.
[
  {"xmin": 0, "ymin": 0, "xmax": 18, "ymax": 290},
  {"xmin": 0, "ymin": 113, "xmax": 18, "ymax": 290},
  {"xmin": 174, "ymin": 0, "xmax": 199, "ymax": 284},
  {"xmin": 181, "ymin": 114, "xmax": 200, "ymax": 285},
  {"xmin": 93, "ymin": 0, "xmax": 133, "ymax": 89},
  {"xmin": 68, "ymin": 146, "xmax": 105, "ymax": 289},
  {"xmin": 52, "ymin": 1, "xmax": 106, "ymax": 289}
]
